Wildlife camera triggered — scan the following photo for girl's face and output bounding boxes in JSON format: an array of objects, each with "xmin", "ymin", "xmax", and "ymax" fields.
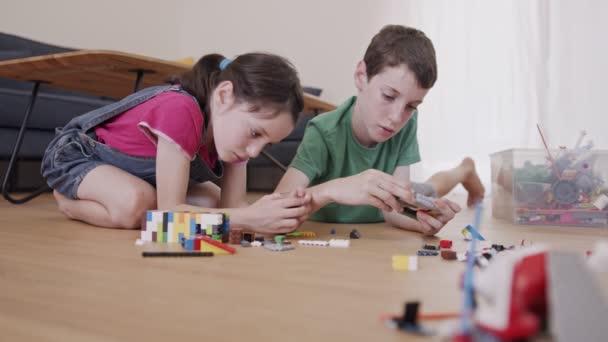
[
  {"xmin": 353, "ymin": 62, "xmax": 429, "ymax": 146},
  {"xmin": 210, "ymin": 81, "xmax": 295, "ymax": 164}
]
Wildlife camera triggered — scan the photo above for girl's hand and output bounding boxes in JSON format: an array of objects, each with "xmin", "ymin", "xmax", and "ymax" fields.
[
  {"xmin": 415, "ymin": 198, "xmax": 461, "ymax": 236},
  {"xmin": 236, "ymin": 190, "xmax": 311, "ymax": 234},
  {"xmin": 330, "ymin": 169, "xmax": 413, "ymax": 212}
]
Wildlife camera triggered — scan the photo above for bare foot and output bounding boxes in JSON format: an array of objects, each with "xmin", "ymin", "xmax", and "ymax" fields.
[{"xmin": 461, "ymin": 157, "xmax": 485, "ymax": 207}]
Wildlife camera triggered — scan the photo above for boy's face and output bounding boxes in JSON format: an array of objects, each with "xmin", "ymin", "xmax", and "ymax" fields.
[{"xmin": 354, "ymin": 62, "xmax": 429, "ymax": 145}]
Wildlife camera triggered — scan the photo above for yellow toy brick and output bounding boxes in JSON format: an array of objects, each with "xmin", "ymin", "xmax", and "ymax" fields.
[{"xmin": 392, "ymin": 255, "xmax": 418, "ymax": 271}]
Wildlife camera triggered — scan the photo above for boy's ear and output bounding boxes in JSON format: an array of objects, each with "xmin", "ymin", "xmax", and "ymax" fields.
[
  {"xmin": 354, "ymin": 60, "xmax": 368, "ymax": 91},
  {"xmin": 213, "ymin": 80, "xmax": 235, "ymax": 111}
]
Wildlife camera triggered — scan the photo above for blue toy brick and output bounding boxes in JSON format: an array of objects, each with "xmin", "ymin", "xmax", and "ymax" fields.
[
  {"xmin": 146, "ymin": 211, "xmax": 152, "ymax": 221},
  {"xmin": 168, "ymin": 212, "xmax": 174, "ymax": 222},
  {"xmin": 223, "ymin": 217, "xmax": 230, "ymax": 233},
  {"xmin": 185, "ymin": 238, "xmax": 195, "ymax": 251},
  {"xmin": 190, "ymin": 218, "xmax": 196, "ymax": 235}
]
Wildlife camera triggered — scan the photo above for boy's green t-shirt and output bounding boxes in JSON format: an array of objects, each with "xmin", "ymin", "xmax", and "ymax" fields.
[{"xmin": 290, "ymin": 96, "xmax": 421, "ymax": 223}]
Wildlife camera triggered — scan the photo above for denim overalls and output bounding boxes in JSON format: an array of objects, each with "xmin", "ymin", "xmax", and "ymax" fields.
[{"xmin": 41, "ymin": 85, "xmax": 223, "ymax": 200}]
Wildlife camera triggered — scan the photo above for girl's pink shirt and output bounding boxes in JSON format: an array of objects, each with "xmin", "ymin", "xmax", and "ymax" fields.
[{"xmin": 94, "ymin": 92, "xmax": 217, "ymax": 167}]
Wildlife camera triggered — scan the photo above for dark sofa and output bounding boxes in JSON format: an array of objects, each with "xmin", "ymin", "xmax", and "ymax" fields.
[{"xmin": 0, "ymin": 33, "xmax": 115, "ymax": 192}]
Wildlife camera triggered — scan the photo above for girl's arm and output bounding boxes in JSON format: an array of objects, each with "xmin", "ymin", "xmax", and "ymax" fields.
[
  {"xmin": 217, "ymin": 163, "xmax": 248, "ymax": 208},
  {"xmin": 156, "ymin": 137, "xmax": 308, "ymax": 233},
  {"xmin": 155, "ymin": 136, "xmax": 191, "ymax": 210}
]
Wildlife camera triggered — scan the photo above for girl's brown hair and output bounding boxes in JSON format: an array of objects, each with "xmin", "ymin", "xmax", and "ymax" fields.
[{"xmin": 177, "ymin": 53, "xmax": 304, "ymax": 123}]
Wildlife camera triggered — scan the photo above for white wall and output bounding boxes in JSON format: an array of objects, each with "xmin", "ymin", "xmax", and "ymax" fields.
[
  {"xmin": 0, "ymin": 0, "xmax": 183, "ymax": 60},
  {"xmin": 172, "ymin": 0, "xmax": 391, "ymax": 104},
  {"xmin": 547, "ymin": 1, "xmax": 608, "ymax": 149},
  {"xmin": 2, "ymin": 0, "xmax": 608, "ymax": 190},
  {"xmin": 1, "ymin": 0, "xmax": 393, "ymax": 105}
]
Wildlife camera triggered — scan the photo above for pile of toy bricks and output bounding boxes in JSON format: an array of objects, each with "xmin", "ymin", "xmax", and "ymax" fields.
[{"xmin": 140, "ymin": 210, "xmax": 262, "ymax": 255}]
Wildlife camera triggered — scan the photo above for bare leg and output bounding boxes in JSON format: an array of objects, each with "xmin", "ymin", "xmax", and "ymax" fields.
[
  {"xmin": 425, "ymin": 157, "xmax": 485, "ymax": 207},
  {"xmin": 53, "ymin": 165, "xmax": 157, "ymax": 229},
  {"xmin": 186, "ymin": 181, "xmax": 221, "ymax": 208}
]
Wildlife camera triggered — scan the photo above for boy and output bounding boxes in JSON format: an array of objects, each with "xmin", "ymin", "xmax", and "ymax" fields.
[{"xmin": 276, "ymin": 25, "xmax": 484, "ymax": 236}]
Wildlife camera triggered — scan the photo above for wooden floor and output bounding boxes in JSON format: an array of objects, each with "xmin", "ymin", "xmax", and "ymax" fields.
[{"xmin": 1, "ymin": 193, "xmax": 607, "ymax": 341}]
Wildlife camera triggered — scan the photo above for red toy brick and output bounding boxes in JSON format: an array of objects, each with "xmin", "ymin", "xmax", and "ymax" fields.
[{"xmin": 439, "ymin": 240, "xmax": 453, "ymax": 249}]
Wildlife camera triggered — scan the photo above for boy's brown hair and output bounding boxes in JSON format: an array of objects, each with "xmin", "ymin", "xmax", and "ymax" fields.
[{"xmin": 364, "ymin": 25, "xmax": 437, "ymax": 89}]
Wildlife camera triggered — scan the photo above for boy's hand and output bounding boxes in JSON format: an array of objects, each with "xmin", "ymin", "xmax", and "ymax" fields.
[
  {"xmin": 331, "ymin": 169, "xmax": 413, "ymax": 212},
  {"xmin": 415, "ymin": 198, "xmax": 461, "ymax": 236}
]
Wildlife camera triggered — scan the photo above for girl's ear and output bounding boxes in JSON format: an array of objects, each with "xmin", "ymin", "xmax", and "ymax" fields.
[
  {"xmin": 211, "ymin": 80, "xmax": 236, "ymax": 113},
  {"xmin": 354, "ymin": 60, "xmax": 368, "ymax": 91}
]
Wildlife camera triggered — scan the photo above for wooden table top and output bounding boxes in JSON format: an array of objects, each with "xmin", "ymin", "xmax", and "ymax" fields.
[{"xmin": 0, "ymin": 50, "xmax": 336, "ymax": 114}]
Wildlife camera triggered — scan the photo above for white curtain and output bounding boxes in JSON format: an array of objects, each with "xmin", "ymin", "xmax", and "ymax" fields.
[{"xmin": 380, "ymin": 0, "xmax": 608, "ymax": 193}]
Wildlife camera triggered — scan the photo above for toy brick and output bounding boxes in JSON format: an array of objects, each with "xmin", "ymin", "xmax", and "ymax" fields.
[
  {"xmin": 189, "ymin": 218, "xmax": 197, "ymax": 236},
  {"xmin": 440, "ymin": 250, "xmax": 457, "ymax": 260},
  {"xmin": 228, "ymin": 228, "xmax": 243, "ymax": 245},
  {"xmin": 212, "ymin": 225, "xmax": 220, "ymax": 235},
  {"xmin": 264, "ymin": 242, "xmax": 295, "ymax": 252},
  {"xmin": 329, "ymin": 239, "xmax": 350, "ymax": 248},
  {"xmin": 199, "ymin": 236, "xmax": 236, "ymax": 254},
  {"xmin": 392, "ymin": 255, "xmax": 418, "ymax": 271},
  {"xmin": 439, "ymin": 240, "xmax": 453, "ymax": 249},
  {"xmin": 185, "ymin": 238, "xmax": 195, "ymax": 251},
  {"xmin": 298, "ymin": 240, "xmax": 329, "ymax": 246},
  {"xmin": 167, "ymin": 212, "xmax": 175, "ymax": 243},
  {"xmin": 417, "ymin": 250, "xmax": 438, "ymax": 256},
  {"xmin": 162, "ymin": 212, "xmax": 169, "ymax": 233},
  {"xmin": 140, "ymin": 230, "xmax": 152, "ymax": 242},
  {"xmin": 200, "ymin": 213, "xmax": 223, "ymax": 225},
  {"xmin": 243, "ymin": 232, "xmax": 254, "ymax": 243}
]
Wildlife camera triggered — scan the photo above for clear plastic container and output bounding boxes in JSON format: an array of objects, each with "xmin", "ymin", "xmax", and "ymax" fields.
[{"xmin": 491, "ymin": 148, "xmax": 608, "ymax": 226}]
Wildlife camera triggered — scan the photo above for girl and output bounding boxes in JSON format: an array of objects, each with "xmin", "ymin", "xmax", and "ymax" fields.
[{"xmin": 42, "ymin": 53, "xmax": 310, "ymax": 233}]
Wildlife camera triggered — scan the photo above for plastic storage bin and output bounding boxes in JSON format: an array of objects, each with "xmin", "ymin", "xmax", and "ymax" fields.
[{"xmin": 491, "ymin": 148, "xmax": 608, "ymax": 226}]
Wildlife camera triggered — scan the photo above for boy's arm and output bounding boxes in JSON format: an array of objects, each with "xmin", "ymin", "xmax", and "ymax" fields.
[{"xmin": 277, "ymin": 167, "xmax": 413, "ymax": 215}]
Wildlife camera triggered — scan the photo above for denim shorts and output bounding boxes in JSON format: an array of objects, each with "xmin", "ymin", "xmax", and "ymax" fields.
[{"xmin": 41, "ymin": 129, "xmax": 157, "ymax": 200}]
